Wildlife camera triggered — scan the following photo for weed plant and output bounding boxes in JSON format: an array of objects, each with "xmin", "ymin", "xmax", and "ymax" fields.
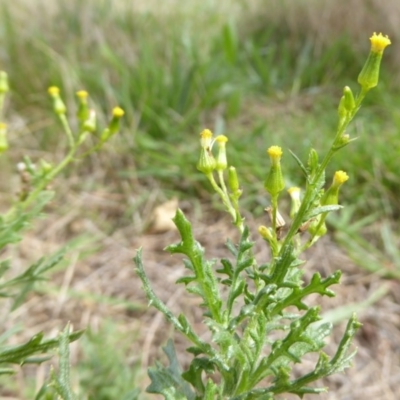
[
  {"xmin": 136, "ymin": 33, "xmax": 391, "ymax": 399},
  {"xmin": 0, "ymin": 71, "xmax": 123, "ymax": 397}
]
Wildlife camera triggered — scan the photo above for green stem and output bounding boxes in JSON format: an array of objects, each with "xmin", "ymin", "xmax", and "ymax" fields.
[
  {"xmin": 279, "ymin": 88, "xmax": 367, "ymax": 254},
  {"xmin": 208, "ymin": 172, "xmax": 243, "ymax": 233},
  {"xmin": 58, "ymin": 114, "xmax": 75, "ymax": 149},
  {"xmin": 4, "ymin": 144, "xmax": 78, "ymax": 222}
]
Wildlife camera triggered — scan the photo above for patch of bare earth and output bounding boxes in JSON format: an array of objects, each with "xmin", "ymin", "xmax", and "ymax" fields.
[{"xmin": 4, "ymin": 190, "xmax": 400, "ymax": 399}]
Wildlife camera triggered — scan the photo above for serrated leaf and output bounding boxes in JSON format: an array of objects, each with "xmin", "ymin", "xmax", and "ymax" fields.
[
  {"xmin": 175, "ymin": 276, "xmax": 196, "ymax": 285},
  {"xmin": 182, "ymin": 357, "xmax": 214, "ymax": 394},
  {"xmin": 306, "ymin": 204, "xmax": 343, "ymax": 220},
  {"xmin": 147, "ymin": 340, "xmax": 195, "ymax": 400}
]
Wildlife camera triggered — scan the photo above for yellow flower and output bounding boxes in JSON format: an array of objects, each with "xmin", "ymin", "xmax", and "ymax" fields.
[
  {"xmin": 370, "ymin": 32, "xmax": 391, "ymax": 54},
  {"xmin": 321, "ymin": 171, "xmax": 349, "ymax": 206},
  {"xmin": 76, "ymin": 90, "xmax": 89, "ymax": 99},
  {"xmin": 200, "ymin": 129, "xmax": 213, "ymax": 149},
  {"xmin": 267, "ymin": 146, "xmax": 283, "ymax": 163},
  {"xmin": 112, "ymin": 106, "xmax": 125, "ymax": 118},
  {"xmin": 48, "ymin": 86, "xmax": 60, "ymax": 96},
  {"xmin": 358, "ymin": 33, "xmax": 391, "ymax": 91},
  {"xmin": 333, "ymin": 170, "xmax": 349, "ymax": 187}
]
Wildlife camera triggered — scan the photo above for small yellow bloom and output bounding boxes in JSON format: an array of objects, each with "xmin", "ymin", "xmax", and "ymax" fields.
[
  {"xmin": 333, "ymin": 170, "xmax": 349, "ymax": 186},
  {"xmin": 215, "ymin": 135, "xmax": 228, "ymax": 144},
  {"xmin": 321, "ymin": 171, "xmax": 349, "ymax": 207},
  {"xmin": 358, "ymin": 33, "xmax": 391, "ymax": 91},
  {"xmin": 76, "ymin": 90, "xmax": 89, "ymax": 99},
  {"xmin": 48, "ymin": 86, "xmax": 60, "ymax": 96},
  {"xmin": 370, "ymin": 32, "xmax": 391, "ymax": 54},
  {"xmin": 199, "ymin": 129, "xmax": 213, "ymax": 149},
  {"xmin": 267, "ymin": 146, "xmax": 283, "ymax": 159},
  {"xmin": 112, "ymin": 106, "xmax": 124, "ymax": 118}
]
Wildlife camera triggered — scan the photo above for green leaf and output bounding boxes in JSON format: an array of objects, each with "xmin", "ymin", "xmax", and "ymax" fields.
[
  {"xmin": 305, "ymin": 204, "xmax": 343, "ymax": 220},
  {"xmin": 147, "ymin": 340, "xmax": 196, "ymax": 400},
  {"xmin": 288, "ymin": 149, "xmax": 308, "ymax": 177},
  {"xmin": 50, "ymin": 324, "xmax": 78, "ymax": 400},
  {"xmin": 182, "ymin": 357, "xmax": 214, "ymax": 395}
]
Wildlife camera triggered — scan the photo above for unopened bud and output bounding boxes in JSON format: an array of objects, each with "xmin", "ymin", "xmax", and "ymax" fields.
[
  {"xmin": 258, "ymin": 225, "xmax": 274, "ymax": 241},
  {"xmin": 83, "ymin": 109, "xmax": 96, "ymax": 133},
  {"xmin": 321, "ymin": 170, "xmax": 349, "ymax": 206},
  {"xmin": 48, "ymin": 86, "xmax": 66, "ymax": 115},
  {"xmin": 197, "ymin": 129, "xmax": 216, "ymax": 175},
  {"xmin": 343, "ymin": 86, "xmax": 355, "ymax": 112},
  {"xmin": 358, "ymin": 32, "xmax": 391, "ymax": 91},
  {"xmin": 228, "ymin": 166, "xmax": 241, "ymax": 197},
  {"xmin": 215, "ymin": 135, "xmax": 228, "ymax": 171},
  {"xmin": 76, "ymin": 90, "xmax": 89, "ymax": 123},
  {"xmin": 264, "ymin": 146, "xmax": 285, "ymax": 197}
]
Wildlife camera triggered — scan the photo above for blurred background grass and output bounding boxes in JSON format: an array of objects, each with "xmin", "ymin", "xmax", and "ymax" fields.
[{"xmin": 0, "ymin": 0, "xmax": 399, "ymax": 397}]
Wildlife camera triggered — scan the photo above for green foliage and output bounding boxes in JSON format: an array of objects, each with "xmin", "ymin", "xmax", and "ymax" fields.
[
  {"xmin": 136, "ymin": 34, "xmax": 391, "ymax": 398},
  {"xmin": 0, "ymin": 70, "xmax": 123, "ymax": 397}
]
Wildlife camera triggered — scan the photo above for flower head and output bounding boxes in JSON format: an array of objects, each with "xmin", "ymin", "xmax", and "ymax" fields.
[
  {"xmin": 321, "ymin": 170, "xmax": 349, "ymax": 206},
  {"xmin": 264, "ymin": 145, "xmax": 285, "ymax": 197},
  {"xmin": 333, "ymin": 170, "xmax": 349, "ymax": 187},
  {"xmin": 200, "ymin": 129, "xmax": 213, "ymax": 149},
  {"xmin": 48, "ymin": 86, "xmax": 60, "ymax": 96},
  {"xmin": 358, "ymin": 33, "xmax": 391, "ymax": 91},
  {"xmin": 197, "ymin": 129, "xmax": 216, "ymax": 175},
  {"xmin": 267, "ymin": 146, "xmax": 283, "ymax": 165},
  {"xmin": 76, "ymin": 90, "xmax": 88, "ymax": 99},
  {"xmin": 370, "ymin": 32, "xmax": 391, "ymax": 54},
  {"xmin": 112, "ymin": 106, "xmax": 125, "ymax": 118},
  {"xmin": 48, "ymin": 86, "xmax": 66, "ymax": 115}
]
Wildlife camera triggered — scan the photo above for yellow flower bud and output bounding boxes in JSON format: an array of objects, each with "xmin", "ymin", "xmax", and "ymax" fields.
[
  {"xmin": 358, "ymin": 33, "xmax": 391, "ymax": 91},
  {"xmin": 264, "ymin": 146, "xmax": 285, "ymax": 197},
  {"xmin": 228, "ymin": 166, "xmax": 241, "ymax": 196},
  {"xmin": 112, "ymin": 106, "xmax": 125, "ymax": 118},
  {"xmin": 108, "ymin": 107, "xmax": 124, "ymax": 134},
  {"xmin": 321, "ymin": 171, "xmax": 349, "ymax": 206},
  {"xmin": 76, "ymin": 90, "xmax": 89, "ymax": 124},
  {"xmin": 197, "ymin": 129, "xmax": 216, "ymax": 175},
  {"xmin": 48, "ymin": 86, "xmax": 66, "ymax": 115},
  {"xmin": 76, "ymin": 90, "xmax": 88, "ymax": 99},
  {"xmin": 258, "ymin": 225, "xmax": 274, "ymax": 241},
  {"xmin": 199, "ymin": 129, "xmax": 213, "ymax": 149},
  {"xmin": 215, "ymin": 135, "xmax": 228, "ymax": 171}
]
